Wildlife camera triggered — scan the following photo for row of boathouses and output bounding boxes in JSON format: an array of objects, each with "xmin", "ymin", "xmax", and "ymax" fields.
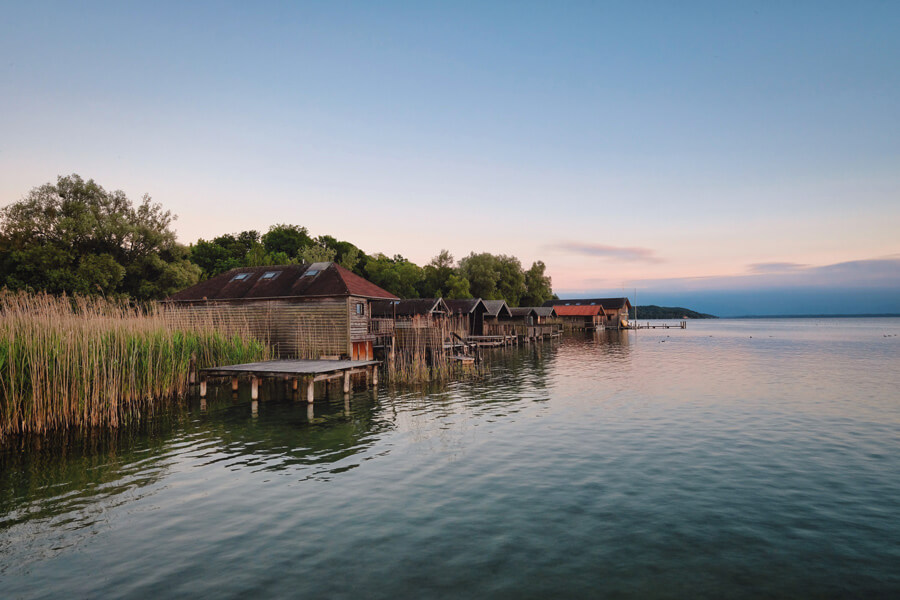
[{"xmin": 164, "ymin": 262, "xmax": 632, "ymax": 360}]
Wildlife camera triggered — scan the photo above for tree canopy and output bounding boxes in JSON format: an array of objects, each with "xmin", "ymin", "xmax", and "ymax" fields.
[
  {"xmin": 0, "ymin": 174, "xmax": 200, "ymax": 299},
  {"xmin": 2, "ymin": 175, "xmax": 555, "ymax": 304}
]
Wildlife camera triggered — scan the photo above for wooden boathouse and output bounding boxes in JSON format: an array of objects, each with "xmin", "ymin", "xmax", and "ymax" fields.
[
  {"xmin": 543, "ymin": 297, "xmax": 633, "ymax": 329},
  {"xmin": 164, "ymin": 262, "xmax": 398, "ymax": 360}
]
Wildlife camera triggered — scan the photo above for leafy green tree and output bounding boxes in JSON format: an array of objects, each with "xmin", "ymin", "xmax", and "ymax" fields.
[
  {"xmin": 0, "ymin": 174, "xmax": 200, "ymax": 299},
  {"xmin": 495, "ymin": 254, "xmax": 526, "ymax": 306},
  {"xmin": 318, "ymin": 235, "xmax": 363, "ymax": 272},
  {"xmin": 298, "ymin": 245, "xmax": 337, "ymax": 264},
  {"xmin": 445, "ymin": 273, "xmax": 471, "ymax": 299},
  {"xmin": 521, "ymin": 260, "xmax": 553, "ymax": 306},
  {"xmin": 364, "ymin": 254, "xmax": 424, "ymax": 298},
  {"xmin": 262, "ymin": 224, "xmax": 312, "ymax": 257},
  {"xmin": 420, "ymin": 249, "xmax": 457, "ymax": 297},
  {"xmin": 457, "ymin": 252, "xmax": 501, "ymax": 300}
]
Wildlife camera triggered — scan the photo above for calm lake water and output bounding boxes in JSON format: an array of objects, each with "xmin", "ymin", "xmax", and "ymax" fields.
[{"xmin": 2, "ymin": 318, "xmax": 899, "ymax": 599}]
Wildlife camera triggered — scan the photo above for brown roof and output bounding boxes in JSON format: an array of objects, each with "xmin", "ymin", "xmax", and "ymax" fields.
[
  {"xmin": 553, "ymin": 305, "xmax": 604, "ymax": 316},
  {"xmin": 543, "ymin": 297, "xmax": 631, "ymax": 310},
  {"xmin": 165, "ymin": 262, "xmax": 399, "ymax": 302},
  {"xmin": 483, "ymin": 300, "xmax": 512, "ymax": 318},
  {"xmin": 445, "ymin": 299, "xmax": 487, "ymax": 314},
  {"xmin": 371, "ymin": 298, "xmax": 448, "ymax": 318},
  {"xmin": 534, "ymin": 307, "xmax": 556, "ymax": 318},
  {"xmin": 509, "ymin": 307, "xmax": 538, "ymax": 318}
]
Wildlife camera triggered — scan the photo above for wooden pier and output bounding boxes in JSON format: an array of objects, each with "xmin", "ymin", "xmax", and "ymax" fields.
[
  {"xmin": 626, "ymin": 321, "xmax": 687, "ymax": 329},
  {"xmin": 198, "ymin": 359, "xmax": 380, "ymax": 403}
]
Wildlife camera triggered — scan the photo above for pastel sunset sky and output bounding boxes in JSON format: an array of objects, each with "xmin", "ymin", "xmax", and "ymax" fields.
[{"xmin": 2, "ymin": 1, "xmax": 898, "ymax": 315}]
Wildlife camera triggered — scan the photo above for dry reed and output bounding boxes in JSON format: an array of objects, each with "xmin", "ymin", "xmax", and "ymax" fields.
[{"xmin": 0, "ymin": 291, "xmax": 269, "ymax": 440}]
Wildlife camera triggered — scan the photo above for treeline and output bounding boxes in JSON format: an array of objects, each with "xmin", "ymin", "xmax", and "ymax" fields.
[
  {"xmin": 629, "ymin": 305, "xmax": 717, "ymax": 319},
  {"xmin": 0, "ymin": 174, "xmax": 554, "ymax": 306}
]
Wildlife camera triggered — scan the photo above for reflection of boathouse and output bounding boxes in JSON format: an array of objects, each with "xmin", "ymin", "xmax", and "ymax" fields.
[{"xmin": 164, "ymin": 262, "xmax": 398, "ymax": 359}]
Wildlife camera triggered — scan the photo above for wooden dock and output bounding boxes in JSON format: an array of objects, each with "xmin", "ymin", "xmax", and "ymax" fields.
[
  {"xmin": 626, "ymin": 321, "xmax": 687, "ymax": 329},
  {"xmin": 199, "ymin": 359, "xmax": 380, "ymax": 403}
]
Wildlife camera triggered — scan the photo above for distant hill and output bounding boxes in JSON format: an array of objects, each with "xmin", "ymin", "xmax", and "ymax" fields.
[{"xmin": 629, "ymin": 305, "xmax": 717, "ymax": 319}]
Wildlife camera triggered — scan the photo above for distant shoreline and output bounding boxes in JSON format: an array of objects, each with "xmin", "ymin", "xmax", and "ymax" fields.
[{"xmin": 727, "ymin": 313, "xmax": 900, "ymax": 319}]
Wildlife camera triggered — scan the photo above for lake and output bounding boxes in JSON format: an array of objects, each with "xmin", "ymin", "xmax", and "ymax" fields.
[{"xmin": 2, "ymin": 318, "xmax": 899, "ymax": 598}]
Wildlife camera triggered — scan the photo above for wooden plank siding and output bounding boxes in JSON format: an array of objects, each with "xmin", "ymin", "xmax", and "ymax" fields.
[{"xmin": 164, "ymin": 298, "xmax": 349, "ymax": 358}]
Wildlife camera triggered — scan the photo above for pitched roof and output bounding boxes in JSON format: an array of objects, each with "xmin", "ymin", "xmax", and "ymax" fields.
[
  {"xmin": 553, "ymin": 305, "xmax": 604, "ymax": 316},
  {"xmin": 534, "ymin": 306, "xmax": 556, "ymax": 318},
  {"xmin": 508, "ymin": 307, "xmax": 538, "ymax": 318},
  {"xmin": 165, "ymin": 262, "xmax": 399, "ymax": 302},
  {"xmin": 543, "ymin": 297, "xmax": 631, "ymax": 310},
  {"xmin": 371, "ymin": 298, "xmax": 448, "ymax": 318},
  {"xmin": 483, "ymin": 300, "xmax": 512, "ymax": 318},
  {"xmin": 445, "ymin": 299, "xmax": 487, "ymax": 315}
]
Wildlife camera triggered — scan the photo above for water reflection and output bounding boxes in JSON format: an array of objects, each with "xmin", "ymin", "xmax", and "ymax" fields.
[{"xmin": 2, "ymin": 322, "xmax": 899, "ymax": 599}]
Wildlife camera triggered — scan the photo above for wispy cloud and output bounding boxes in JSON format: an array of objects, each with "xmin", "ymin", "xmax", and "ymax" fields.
[
  {"xmin": 748, "ymin": 262, "xmax": 809, "ymax": 274},
  {"xmin": 550, "ymin": 242, "xmax": 663, "ymax": 263}
]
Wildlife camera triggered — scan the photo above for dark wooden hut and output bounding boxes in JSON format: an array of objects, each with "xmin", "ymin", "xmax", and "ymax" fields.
[
  {"xmin": 164, "ymin": 262, "xmax": 398, "ymax": 359},
  {"xmin": 445, "ymin": 299, "xmax": 487, "ymax": 336}
]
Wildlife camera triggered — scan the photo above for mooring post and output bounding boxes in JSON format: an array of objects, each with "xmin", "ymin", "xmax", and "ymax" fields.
[
  {"xmin": 231, "ymin": 376, "xmax": 239, "ymax": 392},
  {"xmin": 199, "ymin": 374, "xmax": 207, "ymax": 398},
  {"xmin": 189, "ymin": 353, "xmax": 197, "ymax": 384},
  {"xmin": 343, "ymin": 370, "xmax": 351, "ymax": 393},
  {"xmin": 292, "ymin": 378, "xmax": 299, "ymax": 391},
  {"xmin": 251, "ymin": 376, "xmax": 259, "ymax": 401},
  {"xmin": 307, "ymin": 403, "xmax": 314, "ymax": 420},
  {"xmin": 372, "ymin": 365, "xmax": 378, "ymax": 386},
  {"xmin": 307, "ymin": 378, "xmax": 315, "ymax": 403},
  {"xmin": 251, "ymin": 400, "xmax": 258, "ymax": 417}
]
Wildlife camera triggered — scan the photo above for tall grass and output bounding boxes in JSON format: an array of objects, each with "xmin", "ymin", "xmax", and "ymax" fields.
[
  {"xmin": 0, "ymin": 291, "xmax": 270, "ymax": 440},
  {"xmin": 385, "ymin": 315, "xmax": 481, "ymax": 384}
]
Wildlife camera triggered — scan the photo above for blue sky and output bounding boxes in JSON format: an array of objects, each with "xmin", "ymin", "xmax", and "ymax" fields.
[{"xmin": 1, "ymin": 1, "xmax": 898, "ymax": 315}]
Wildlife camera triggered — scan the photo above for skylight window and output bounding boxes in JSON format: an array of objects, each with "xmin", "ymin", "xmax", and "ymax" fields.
[
  {"xmin": 231, "ymin": 273, "xmax": 251, "ymax": 282},
  {"xmin": 302, "ymin": 269, "xmax": 319, "ymax": 277},
  {"xmin": 260, "ymin": 271, "xmax": 281, "ymax": 280}
]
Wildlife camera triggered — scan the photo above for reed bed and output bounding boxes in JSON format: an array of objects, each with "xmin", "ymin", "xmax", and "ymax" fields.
[
  {"xmin": 0, "ymin": 291, "xmax": 269, "ymax": 440},
  {"xmin": 384, "ymin": 315, "xmax": 481, "ymax": 384}
]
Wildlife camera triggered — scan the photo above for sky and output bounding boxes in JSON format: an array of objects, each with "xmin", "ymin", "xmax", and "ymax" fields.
[{"xmin": 1, "ymin": 1, "xmax": 898, "ymax": 316}]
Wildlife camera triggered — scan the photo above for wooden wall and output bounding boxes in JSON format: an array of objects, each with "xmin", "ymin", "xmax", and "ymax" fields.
[{"xmin": 165, "ymin": 298, "xmax": 349, "ymax": 358}]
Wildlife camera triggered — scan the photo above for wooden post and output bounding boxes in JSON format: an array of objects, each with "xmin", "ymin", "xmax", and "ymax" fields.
[
  {"xmin": 251, "ymin": 376, "xmax": 259, "ymax": 400},
  {"xmin": 292, "ymin": 378, "xmax": 299, "ymax": 391},
  {"xmin": 307, "ymin": 403, "xmax": 314, "ymax": 421},
  {"xmin": 200, "ymin": 398, "xmax": 207, "ymax": 412},
  {"xmin": 343, "ymin": 370, "xmax": 351, "ymax": 393},
  {"xmin": 189, "ymin": 353, "xmax": 197, "ymax": 384},
  {"xmin": 251, "ymin": 400, "xmax": 258, "ymax": 417},
  {"xmin": 199, "ymin": 374, "xmax": 207, "ymax": 398},
  {"xmin": 372, "ymin": 365, "xmax": 378, "ymax": 386},
  {"xmin": 231, "ymin": 376, "xmax": 239, "ymax": 392},
  {"xmin": 307, "ymin": 378, "xmax": 315, "ymax": 403}
]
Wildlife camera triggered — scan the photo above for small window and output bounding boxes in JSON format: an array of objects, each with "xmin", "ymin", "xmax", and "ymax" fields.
[
  {"xmin": 260, "ymin": 271, "xmax": 281, "ymax": 280},
  {"xmin": 356, "ymin": 303, "xmax": 365, "ymax": 315},
  {"xmin": 590, "ymin": 302, "xmax": 596, "ymax": 305},
  {"xmin": 231, "ymin": 273, "xmax": 251, "ymax": 282},
  {"xmin": 302, "ymin": 269, "xmax": 319, "ymax": 277}
]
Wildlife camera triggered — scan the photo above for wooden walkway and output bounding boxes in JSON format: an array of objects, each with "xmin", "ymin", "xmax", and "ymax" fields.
[{"xmin": 199, "ymin": 359, "xmax": 380, "ymax": 403}]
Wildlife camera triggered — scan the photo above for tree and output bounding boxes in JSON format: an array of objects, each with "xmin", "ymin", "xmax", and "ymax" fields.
[
  {"xmin": 457, "ymin": 252, "xmax": 501, "ymax": 300},
  {"xmin": 495, "ymin": 254, "xmax": 526, "ymax": 306},
  {"xmin": 522, "ymin": 261, "xmax": 553, "ymax": 306},
  {"xmin": 364, "ymin": 254, "xmax": 424, "ymax": 298},
  {"xmin": 0, "ymin": 174, "xmax": 200, "ymax": 299},
  {"xmin": 420, "ymin": 249, "xmax": 457, "ymax": 297},
  {"xmin": 261, "ymin": 224, "xmax": 312, "ymax": 257}
]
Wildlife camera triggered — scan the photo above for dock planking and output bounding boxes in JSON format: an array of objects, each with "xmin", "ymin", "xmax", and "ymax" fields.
[{"xmin": 199, "ymin": 359, "xmax": 380, "ymax": 403}]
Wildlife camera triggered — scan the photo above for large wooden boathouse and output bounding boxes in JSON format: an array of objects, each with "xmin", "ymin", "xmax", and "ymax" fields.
[{"xmin": 164, "ymin": 262, "xmax": 398, "ymax": 360}]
